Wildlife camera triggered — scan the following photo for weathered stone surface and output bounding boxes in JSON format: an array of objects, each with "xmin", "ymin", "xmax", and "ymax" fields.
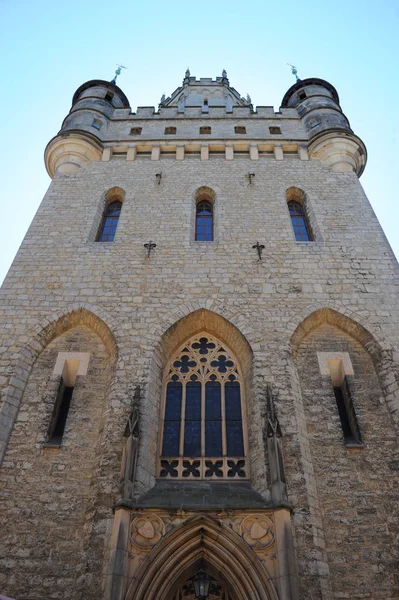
[{"xmin": 0, "ymin": 73, "xmax": 398, "ymax": 600}]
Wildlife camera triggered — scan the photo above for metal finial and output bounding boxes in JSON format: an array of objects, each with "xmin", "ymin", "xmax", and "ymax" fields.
[
  {"xmin": 287, "ymin": 63, "xmax": 300, "ymax": 83},
  {"xmin": 252, "ymin": 241, "xmax": 265, "ymax": 261},
  {"xmin": 144, "ymin": 240, "xmax": 157, "ymax": 258},
  {"xmin": 111, "ymin": 64, "xmax": 127, "ymax": 85},
  {"xmin": 246, "ymin": 172, "xmax": 255, "ymax": 186}
]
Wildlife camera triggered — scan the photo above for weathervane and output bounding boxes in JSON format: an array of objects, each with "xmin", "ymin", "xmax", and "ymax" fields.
[
  {"xmin": 111, "ymin": 64, "xmax": 127, "ymax": 85},
  {"xmin": 287, "ymin": 63, "xmax": 300, "ymax": 82}
]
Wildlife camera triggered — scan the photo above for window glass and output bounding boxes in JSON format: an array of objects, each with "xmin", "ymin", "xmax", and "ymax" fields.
[
  {"xmin": 97, "ymin": 201, "xmax": 122, "ymax": 242},
  {"xmin": 160, "ymin": 335, "xmax": 247, "ymax": 479},
  {"xmin": 288, "ymin": 200, "xmax": 312, "ymax": 242},
  {"xmin": 195, "ymin": 201, "xmax": 213, "ymax": 241}
]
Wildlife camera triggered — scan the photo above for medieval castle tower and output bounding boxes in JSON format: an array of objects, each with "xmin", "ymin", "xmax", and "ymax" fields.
[{"xmin": 0, "ymin": 69, "xmax": 398, "ymax": 600}]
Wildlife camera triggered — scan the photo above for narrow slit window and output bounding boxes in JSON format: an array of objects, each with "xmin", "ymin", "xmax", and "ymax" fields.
[
  {"xmin": 298, "ymin": 91, "xmax": 307, "ymax": 100},
  {"xmin": 45, "ymin": 379, "xmax": 74, "ymax": 446},
  {"xmin": 333, "ymin": 377, "xmax": 362, "ymax": 446},
  {"xmin": 92, "ymin": 118, "xmax": 102, "ymax": 130},
  {"xmin": 288, "ymin": 200, "xmax": 313, "ymax": 242},
  {"xmin": 97, "ymin": 201, "xmax": 122, "ymax": 242},
  {"xmin": 104, "ymin": 92, "xmax": 114, "ymax": 103},
  {"xmin": 195, "ymin": 200, "xmax": 213, "ymax": 241}
]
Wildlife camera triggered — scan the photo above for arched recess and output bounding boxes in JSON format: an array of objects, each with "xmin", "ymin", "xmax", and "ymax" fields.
[
  {"xmin": 290, "ymin": 307, "xmax": 383, "ymax": 360},
  {"xmin": 0, "ymin": 307, "xmax": 118, "ymax": 465},
  {"xmin": 288, "ymin": 311, "xmax": 399, "ymax": 598},
  {"xmin": 137, "ymin": 308, "xmax": 269, "ymax": 495},
  {"xmin": 126, "ymin": 514, "xmax": 279, "ymax": 600}
]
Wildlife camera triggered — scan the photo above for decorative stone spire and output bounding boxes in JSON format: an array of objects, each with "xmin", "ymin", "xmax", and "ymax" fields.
[
  {"xmin": 183, "ymin": 68, "xmax": 191, "ymax": 85},
  {"xmin": 246, "ymin": 93, "xmax": 252, "ymax": 105},
  {"xmin": 221, "ymin": 69, "xmax": 229, "ymax": 84}
]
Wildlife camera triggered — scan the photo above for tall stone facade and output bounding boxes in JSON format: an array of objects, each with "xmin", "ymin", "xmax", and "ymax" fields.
[{"xmin": 0, "ymin": 70, "xmax": 398, "ymax": 600}]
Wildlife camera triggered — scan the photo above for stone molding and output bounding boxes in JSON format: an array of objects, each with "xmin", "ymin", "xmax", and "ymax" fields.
[
  {"xmin": 45, "ymin": 132, "xmax": 103, "ymax": 177},
  {"xmin": 308, "ymin": 131, "xmax": 367, "ymax": 176}
]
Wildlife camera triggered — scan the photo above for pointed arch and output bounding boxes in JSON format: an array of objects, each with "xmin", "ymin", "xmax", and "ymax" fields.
[
  {"xmin": 136, "ymin": 308, "xmax": 270, "ymax": 497},
  {"xmin": 0, "ymin": 307, "xmax": 118, "ymax": 465},
  {"xmin": 126, "ymin": 514, "xmax": 279, "ymax": 600},
  {"xmin": 290, "ymin": 306, "xmax": 383, "ymax": 359}
]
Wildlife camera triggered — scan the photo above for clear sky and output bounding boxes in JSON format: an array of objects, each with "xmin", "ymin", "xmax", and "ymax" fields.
[{"xmin": 1, "ymin": 0, "xmax": 398, "ymax": 284}]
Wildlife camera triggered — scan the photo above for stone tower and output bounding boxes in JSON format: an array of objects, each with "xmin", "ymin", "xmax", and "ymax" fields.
[{"xmin": 0, "ymin": 70, "xmax": 398, "ymax": 600}]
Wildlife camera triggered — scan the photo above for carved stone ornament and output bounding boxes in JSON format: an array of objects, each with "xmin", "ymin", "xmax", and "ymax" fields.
[
  {"xmin": 240, "ymin": 515, "xmax": 275, "ymax": 549},
  {"xmin": 130, "ymin": 513, "xmax": 164, "ymax": 549}
]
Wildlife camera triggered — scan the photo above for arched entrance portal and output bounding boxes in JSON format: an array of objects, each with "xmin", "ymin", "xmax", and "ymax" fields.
[{"xmin": 125, "ymin": 514, "xmax": 279, "ymax": 600}]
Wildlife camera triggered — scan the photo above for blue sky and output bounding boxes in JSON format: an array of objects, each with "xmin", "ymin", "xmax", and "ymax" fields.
[{"xmin": 1, "ymin": 0, "xmax": 398, "ymax": 284}]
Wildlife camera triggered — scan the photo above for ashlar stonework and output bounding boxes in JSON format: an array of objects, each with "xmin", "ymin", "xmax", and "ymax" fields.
[{"xmin": 0, "ymin": 71, "xmax": 398, "ymax": 600}]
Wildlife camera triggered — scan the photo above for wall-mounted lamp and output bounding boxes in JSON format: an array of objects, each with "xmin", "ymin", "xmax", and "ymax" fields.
[
  {"xmin": 193, "ymin": 568, "xmax": 211, "ymax": 599},
  {"xmin": 155, "ymin": 172, "xmax": 162, "ymax": 185}
]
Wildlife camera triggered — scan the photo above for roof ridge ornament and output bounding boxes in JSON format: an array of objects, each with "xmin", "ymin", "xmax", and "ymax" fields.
[
  {"xmin": 287, "ymin": 63, "xmax": 300, "ymax": 83},
  {"xmin": 221, "ymin": 69, "xmax": 229, "ymax": 85},
  {"xmin": 183, "ymin": 67, "xmax": 191, "ymax": 85}
]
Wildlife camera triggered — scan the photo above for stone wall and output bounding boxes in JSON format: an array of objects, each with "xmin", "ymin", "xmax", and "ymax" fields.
[
  {"xmin": 0, "ymin": 326, "xmax": 115, "ymax": 599},
  {"xmin": 0, "ymin": 152, "xmax": 398, "ymax": 599}
]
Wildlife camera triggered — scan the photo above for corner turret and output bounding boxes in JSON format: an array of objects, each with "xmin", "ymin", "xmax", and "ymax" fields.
[
  {"xmin": 44, "ymin": 80, "xmax": 130, "ymax": 177},
  {"xmin": 281, "ymin": 78, "xmax": 366, "ymax": 176}
]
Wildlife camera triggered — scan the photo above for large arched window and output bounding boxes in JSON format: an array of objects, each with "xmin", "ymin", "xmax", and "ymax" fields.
[
  {"xmin": 195, "ymin": 201, "xmax": 213, "ymax": 241},
  {"xmin": 159, "ymin": 334, "xmax": 247, "ymax": 480},
  {"xmin": 97, "ymin": 201, "xmax": 122, "ymax": 242},
  {"xmin": 288, "ymin": 200, "xmax": 312, "ymax": 241}
]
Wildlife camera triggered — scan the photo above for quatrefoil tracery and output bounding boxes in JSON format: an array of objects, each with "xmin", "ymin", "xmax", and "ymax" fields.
[{"xmin": 167, "ymin": 334, "xmax": 240, "ymax": 384}]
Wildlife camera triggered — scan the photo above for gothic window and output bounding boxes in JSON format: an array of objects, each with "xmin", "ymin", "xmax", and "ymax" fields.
[
  {"xmin": 288, "ymin": 200, "xmax": 312, "ymax": 242},
  {"xmin": 97, "ymin": 201, "xmax": 122, "ymax": 242},
  {"xmin": 195, "ymin": 201, "xmax": 213, "ymax": 241},
  {"xmin": 159, "ymin": 334, "xmax": 248, "ymax": 480}
]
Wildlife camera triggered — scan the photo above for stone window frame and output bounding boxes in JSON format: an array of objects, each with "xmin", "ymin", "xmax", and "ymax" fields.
[
  {"xmin": 88, "ymin": 186, "xmax": 126, "ymax": 243},
  {"xmin": 317, "ymin": 351, "xmax": 363, "ymax": 448},
  {"xmin": 157, "ymin": 333, "xmax": 249, "ymax": 480},
  {"xmin": 191, "ymin": 186, "xmax": 218, "ymax": 245},
  {"xmin": 43, "ymin": 352, "xmax": 91, "ymax": 448},
  {"xmin": 285, "ymin": 186, "xmax": 322, "ymax": 244},
  {"xmin": 92, "ymin": 118, "xmax": 102, "ymax": 130}
]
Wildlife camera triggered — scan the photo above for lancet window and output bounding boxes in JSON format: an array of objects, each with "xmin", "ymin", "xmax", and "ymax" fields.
[
  {"xmin": 97, "ymin": 201, "xmax": 122, "ymax": 242},
  {"xmin": 159, "ymin": 334, "xmax": 248, "ymax": 480},
  {"xmin": 195, "ymin": 201, "xmax": 213, "ymax": 241},
  {"xmin": 288, "ymin": 200, "xmax": 312, "ymax": 242}
]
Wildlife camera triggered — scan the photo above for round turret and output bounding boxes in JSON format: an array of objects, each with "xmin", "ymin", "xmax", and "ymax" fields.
[
  {"xmin": 282, "ymin": 78, "xmax": 366, "ymax": 176},
  {"xmin": 45, "ymin": 80, "xmax": 130, "ymax": 177}
]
